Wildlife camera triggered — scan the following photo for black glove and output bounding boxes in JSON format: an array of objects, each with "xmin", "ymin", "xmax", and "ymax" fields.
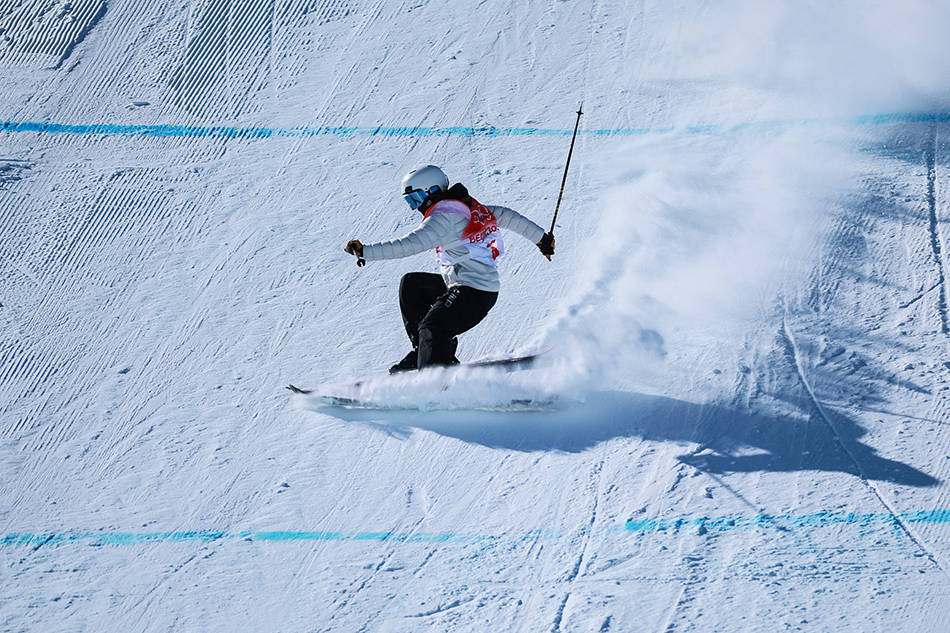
[
  {"xmin": 345, "ymin": 239, "xmax": 364, "ymax": 257},
  {"xmin": 537, "ymin": 232, "xmax": 555, "ymax": 260}
]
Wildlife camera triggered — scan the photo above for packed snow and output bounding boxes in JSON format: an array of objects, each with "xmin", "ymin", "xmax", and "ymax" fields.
[{"xmin": 3, "ymin": 0, "xmax": 950, "ymax": 631}]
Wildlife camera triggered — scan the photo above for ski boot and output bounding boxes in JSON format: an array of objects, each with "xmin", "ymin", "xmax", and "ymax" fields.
[
  {"xmin": 417, "ymin": 333, "xmax": 460, "ymax": 370},
  {"xmin": 389, "ymin": 349, "xmax": 418, "ymax": 374}
]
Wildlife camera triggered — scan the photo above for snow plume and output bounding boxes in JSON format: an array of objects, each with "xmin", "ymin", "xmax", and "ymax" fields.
[
  {"xmin": 645, "ymin": 0, "xmax": 950, "ymax": 115},
  {"xmin": 540, "ymin": 129, "xmax": 855, "ymax": 393},
  {"xmin": 537, "ymin": 0, "xmax": 950, "ymax": 395}
]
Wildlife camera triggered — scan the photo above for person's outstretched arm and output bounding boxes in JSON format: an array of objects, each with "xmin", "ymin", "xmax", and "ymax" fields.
[
  {"xmin": 488, "ymin": 205, "xmax": 555, "ymax": 260},
  {"xmin": 345, "ymin": 214, "xmax": 466, "ymax": 261}
]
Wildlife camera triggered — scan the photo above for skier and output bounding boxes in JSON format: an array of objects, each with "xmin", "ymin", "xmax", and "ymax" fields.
[{"xmin": 344, "ymin": 165, "xmax": 556, "ymax": 373}]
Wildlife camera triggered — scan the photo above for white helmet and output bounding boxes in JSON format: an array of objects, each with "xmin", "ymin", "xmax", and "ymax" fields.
[{"xmin": 401, "ymin": 165, "xmax": 449, "ymax": 210}]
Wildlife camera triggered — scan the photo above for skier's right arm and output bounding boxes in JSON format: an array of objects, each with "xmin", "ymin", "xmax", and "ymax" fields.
[{"xmin": 359, "ymin": 214, "xmax": 464, "ymax": 261}]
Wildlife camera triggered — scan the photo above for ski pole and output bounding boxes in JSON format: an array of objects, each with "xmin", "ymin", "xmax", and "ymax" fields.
[{"xmin": 549, "ymin": 104, "xmax": 584, "ymax": 235}]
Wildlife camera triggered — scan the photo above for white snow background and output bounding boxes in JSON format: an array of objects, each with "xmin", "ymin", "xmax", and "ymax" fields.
[{"xmin": 3, "ymin": 0, "xmax": 950, "ymax": 631}]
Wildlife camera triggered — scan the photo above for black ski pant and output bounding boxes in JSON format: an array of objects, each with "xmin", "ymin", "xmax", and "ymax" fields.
[{"xmin": 399, "ymin": 272, "xmax": 498, "ymax": 368}]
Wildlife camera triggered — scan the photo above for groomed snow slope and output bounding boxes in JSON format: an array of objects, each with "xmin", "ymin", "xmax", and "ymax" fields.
[{"xmin": 3, "ymin": 1, "xmax": 950, "ymax": 631}]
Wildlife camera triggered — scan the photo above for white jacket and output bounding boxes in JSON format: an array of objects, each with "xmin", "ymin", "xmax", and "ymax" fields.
[{"xmin": 362, "ymin": 202, "xmax": 545, "ymax": 292}]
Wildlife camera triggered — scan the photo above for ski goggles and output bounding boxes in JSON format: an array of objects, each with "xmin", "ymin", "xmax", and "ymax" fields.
[{"xmin": 403, "ymin": 185, "xmax": 441, "ymax": 210}]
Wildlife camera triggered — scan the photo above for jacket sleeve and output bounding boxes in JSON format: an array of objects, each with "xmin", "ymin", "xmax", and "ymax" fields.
[
  {"xmin": 488, "ymin": 205, "xmax": 545, "ymax": 243},
  {"xmin": 361, "ymin": 213, "xmax": 466, "ymax": 261}
]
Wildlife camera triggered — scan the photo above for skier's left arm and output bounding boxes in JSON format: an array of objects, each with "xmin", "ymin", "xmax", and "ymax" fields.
[{"xmin": 488, "ymin": 205, "xmax": 555, "ymax": 261}]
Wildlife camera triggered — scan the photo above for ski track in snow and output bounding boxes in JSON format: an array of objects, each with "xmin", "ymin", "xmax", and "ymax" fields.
[
  {"xmin": 925, "ymin": 125, "xmax": 950, "ymax": 336},
  {"xmin": 782, "ymin": 316, "xmax": 950, "ymax": 578},
  {"xmin": 3, "ymin": 0, "xmax": 950, "ymax": 631}
]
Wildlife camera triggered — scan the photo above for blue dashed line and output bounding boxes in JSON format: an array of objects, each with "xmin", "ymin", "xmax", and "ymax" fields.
[
  {"xmin": 1, "ymin": 111, "xmax": 948, "ymax": 141},
  {"xmin": 4, "ymin": 509, "xmax": 949, "ymax": 548}
]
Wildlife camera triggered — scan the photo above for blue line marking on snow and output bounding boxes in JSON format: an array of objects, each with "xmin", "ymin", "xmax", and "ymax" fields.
[
  {"xmin": 1, "ymin": 111, "xmax": 949, "ymax": 141},
  {"xmin": 4, "ymin": 509, "xmax": 950, "ymax": 548},
  {"xmin": 621, "ymin": 510, "xmax": 950, "ymax": 532}
]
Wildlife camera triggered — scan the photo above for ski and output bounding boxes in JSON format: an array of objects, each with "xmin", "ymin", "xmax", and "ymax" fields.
[
  {"xmin": 286, "ymin": 352, "xmax": 542, "ymax": 397},
  {"xmin": 465, "ymin": 353, "xmax": 540, "ymax": 369},
  {"xmin": 312, "ymin": 394, "xmax": 555, "ymax": 412}
]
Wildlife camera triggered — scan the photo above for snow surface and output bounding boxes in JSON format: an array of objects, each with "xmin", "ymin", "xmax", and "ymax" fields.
[{"xmin": 3, "ymin": 0, "xmax": 950, "ymax": 631}]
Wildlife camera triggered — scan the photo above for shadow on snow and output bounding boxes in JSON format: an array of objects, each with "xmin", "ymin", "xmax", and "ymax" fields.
[{"xmin": 319, "ymin": 389, "xmax": 938, "ymax": 488}]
